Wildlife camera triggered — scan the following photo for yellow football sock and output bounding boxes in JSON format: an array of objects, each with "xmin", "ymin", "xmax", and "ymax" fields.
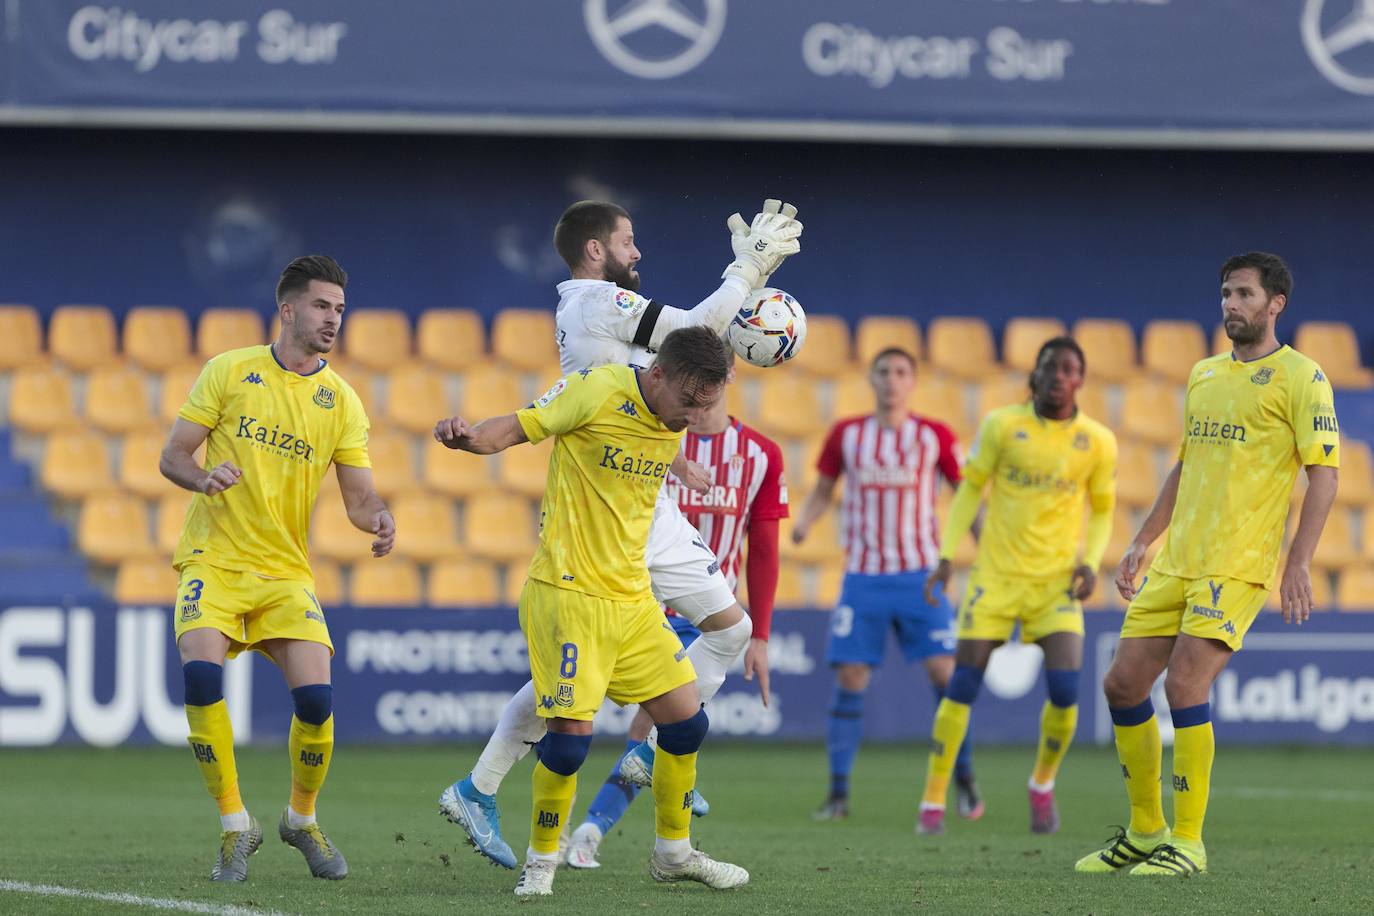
[
  {"xmin": 530, "ymin": 761, "xmax": 576, "ymax": 855},
  {"xmin": 185, "ymin": 700, "xmax": 243, "ymax": 815},
  {"xmin": 921, "ymin": 698, "xmax": 971, "ymax": 808},
  {"xmin": 289, "ymin": 714, "xmax": 334, "ymax": 816},
  {"xmin": 1113, "ymin": 714, "xmax": 1166, "ymax": 836},
  {"xmin": 1031, "ymin": 701, "xmax": 1078, "ymax": 787},
  {"xmin": 652, "ymin": 747, "xmax": 697, "ymax": 841},
  {"xmin": 1171, "ymin": 721, "xmax": 1214, "ymax": 843}
]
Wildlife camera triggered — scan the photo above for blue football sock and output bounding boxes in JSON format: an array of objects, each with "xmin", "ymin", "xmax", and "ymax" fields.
[
  {"xmin": 827, "ymin": 687, "xmax": 865, "ymax": 798},
  {"xmin": 932, "ymin": 683, "xmax": 976, "ymax": 782},
  {"xmin": 585, "ymin": 738, "xmax": 641, "ymax": 835}
]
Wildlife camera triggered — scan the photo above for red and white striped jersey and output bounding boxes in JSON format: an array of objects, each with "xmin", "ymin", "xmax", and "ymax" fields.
[
  {"xmin": 663, "ymin": 418, "xmax": 788, "ymax": 590},
  {"xmin": 817, "ymin": 413, "xmax": 961, "ymax": 574}
]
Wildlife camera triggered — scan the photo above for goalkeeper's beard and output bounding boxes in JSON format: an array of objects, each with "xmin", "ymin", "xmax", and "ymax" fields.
[{"xmin": 603, "ymin": 253, "xmax": 641, "ymax": 292}]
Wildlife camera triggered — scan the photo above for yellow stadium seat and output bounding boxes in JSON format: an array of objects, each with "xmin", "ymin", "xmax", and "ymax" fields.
[
  {"xmin": 798, "ymin": 314, "xmax": 854, "ymax": 376},
  {"xmin": 49, "ymin": 305, "xmax": 118, "ymax": 370},
  {"xmin": 754, "ymin": 375, "xmax": 824, "ymax": 439},
  {"xmin": 78, "ymin": 493, "xmax": 154, "ymax": 564},
  {"xmin": 463, "ymin": 493, "xmax": 538, "ymax": 561},
  {"xmin": 1116, "ymin": 444, "xmax": 1162, "ymax": 510},
  {"xmin": 311, "ymin": 559, "xmax": 344, "ymax": 607},
  {"xmin": 927, "ymin": 317, "xmax": 996, "ymax": 379},
  {"xmin": 975, "ymin": 374, "xmax": 1030, "ymax": 420},
  {"xmin": 114, "ymin": 557, "xmax": 177, "ymax": 605},
  {"xmin": 383, "ymin": 364, "xmax": 452, "ymax": 434},
  {"xmin": 118, "ymin": 431, "xmax": 177, "ymax": 498},
  {"xmin": 422, "ymin": 439, "xmax": 494, "ymax": 497},
  {"xmin": 1211, "ymin": 323, "xmax": 1231, "ymax": 357},
  {"xmin": 829, "ymin": 371, "xmax": 871, "ymax": 420},
  {"xmin": 1077, "ymin": 384, "xmax": 1112, "ymax": 428},
  {"xmin": 1002, "ymin": 317, "xmax": 1068, "ymax": 373},
  {"xmin": 8, "ymin": 364, "xmax": 79, "ymax": 433},
  {"xmin": 1072, "ymin": 318, "xmax": 1138, "ymax": 383},
  {"xmin": 84, "ymin": 364, "xmax": 157, "ymax": 434},
  {"xmin": 1335, "ymin": 566, "xmax": 1374, "ymax": 610},
  {"xmin": 156, "ymin": 490, "xmax": 193, "ymax": 554},
  {"xmin": 428, "ymin": 558, "xmax": 502, "ymax": 607},
  {"xmin": 815, "ymin": 562, "xmax": 845, "ymax": 608},
  {"xmin": 389, "ymin": 492, "xmax": 461, "ymax": 562},
  {"xmin": 725, "ymin": 377, "xmax": 750, "ymax": 420},
  {"xmin": 0, "ymin": 305, "xmax": 44, "ymax": 369},
  {"xmin": 1101, "ymin": 512, "xmax": 1147, "ymax": 572},
  {"xmin": 1313, "ymin": 509, "xmax": 1360, "ymax": 571},
  {"xmin": 854, "ymin": 316, "xmax": 920, "ymax": 366},
  {"xmin": 197, "ymin": 308, "xmax": 266, "ymax": 358},
  {"xmin": 773, "ymin": 561, "xmax": 811, "ymax": 609},
  {"xmin": 124, "ymin": 307, "xmax": 192, "ymax": 372},
  {"xmin": 459, "ymin": 365, "xmax": 526, "ymax": 418},
  {"xmin": 781, "ymin": 513, "xmax": 840, "ymax": 564},
  {"xmin": 1294, "ymin": 321, "xmax": 1374, "ymax": 388},
  {"xmin": 497, "ymin": 437, "xmax": 554, "ymax": 498},
  {"xmin": 491, "ymin": 309, "xmax": 557, "ymax": 371},
  {"xmin": 503, "ymin": 563, "xmax": 529, "ymax": 605},
  {"xmin": 311, "ymin": 497, "xmax": 376, "ymax": 562},
  {"xmin": 41, "ymin": 430, "xmax": 114, "ymax": 500},
  {"xmin": 1142, "ymin": 320, "xmax": 1207, "ymax": 383},
  {"xmin": 325, "ymin": 361, "xmax": 380, "ymax": 425},
  {"xmin": 1336, "ymin": 440, "xmax": 1374, "ymax": 507},
  {"xmin": 1266, "ymin": 571, "xmax": 1332, "ymax": 612},
  {"xmin": 1119, "ymin": 380, "xmax": 1182, "ymax": 445},
  {"xmin": 417, "ymin": 309, "xmax": 487, "ymax": 370},
  {"xmin": 341, "ymin": 309, "xmax": 412, "ymax": 370},
  {"xmin": 158, "ymin": 363, "xmax": 203, "ymax": 423},
  {"xmin": 350, "ymin": 559, "xmax": 422, "ymax": 606},
  {"xmin": 911, "ymin": 374, "xmax": 972, "ymax": 436},
  {"xmin": 366, "ymin": 430, "xmax": 421, "ymax": 498}
]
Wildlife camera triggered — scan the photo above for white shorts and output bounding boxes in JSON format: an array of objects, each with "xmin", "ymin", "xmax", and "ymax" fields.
[{"xmin": 645, "ymin": 487, "xmax": 736, "ymax": 625}]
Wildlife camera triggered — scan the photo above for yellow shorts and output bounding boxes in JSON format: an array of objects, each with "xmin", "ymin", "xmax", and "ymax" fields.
[
  {"xmin": 1120, "ymin": 569, "xmax": 1267, "ymax": 651},
  {"xmin": 173, "ymin": 563, "xmax": 332, "ymax": 659},
  {"xmin": 519, "ymin": 577, "xmax": 697, "ymax": 721},
  {"xmin": 957, "ymin": 567, "xmax": 1084, "ymax": 644}
]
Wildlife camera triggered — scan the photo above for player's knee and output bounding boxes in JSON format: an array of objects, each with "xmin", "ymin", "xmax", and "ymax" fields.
[
  {"xmin": 182, "ymin": 661, "xmax": 223, "ymax": 706},
  {"xmin": 535, "ymin": 731, "xmax": 593, "ymax": 776},
  {"xmin": 703, "ymin": 613, "xmax": 751, "ymax": 654},
  {"xmin": 1045, "ymin": 669, "xmax": 1080, "ymax": 708},
  {"xmin": 1162, "ymin": 668, "xmax": 1209, "ymax": 709},
  {"xmin": 944, "ymin": 664, "xmax": 984, "ymax": 705},
  {"xmin": 1102, "ymin": 666, "xmax": 1143, "ymax": 708},
  {"xmin": 656, "ymin": 707, "xmax": 709, "ymax": 756},
  {"xmin": 291, "ymin": 684, "xmax": 333, "ymax": 725}
]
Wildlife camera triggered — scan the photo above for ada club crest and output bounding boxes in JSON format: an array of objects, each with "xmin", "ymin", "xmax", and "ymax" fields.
[
  {"xmin": 313, "ymin": 385, "xmax": 336, "ymax": 409},
  {"xmin": 555, "ymin": 682, "xmax": 575, "ymax": 708},
  {"xmin": 1251, "ymin": 367, "xmax": 1274, "ymax": 385}
]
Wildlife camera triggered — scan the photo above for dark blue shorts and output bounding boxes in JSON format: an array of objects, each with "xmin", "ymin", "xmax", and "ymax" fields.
[
  {"xmin": 667, "ymin": 613, "xmax": 701, "ymax": 648},
  {"xmin": 826, "ymin": 571, "xmax": 956, "ymax": 666}
]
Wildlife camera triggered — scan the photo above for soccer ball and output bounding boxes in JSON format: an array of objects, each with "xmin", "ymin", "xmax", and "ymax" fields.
[{"xmin": 726, "ymin": 288, "xmax": 807, "ymax": 367}]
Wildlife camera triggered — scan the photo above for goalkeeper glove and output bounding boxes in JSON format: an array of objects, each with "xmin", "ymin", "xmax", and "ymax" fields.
[{"xmin": 722, "ymin": 198, "xmax": 802, "ymax": 288}]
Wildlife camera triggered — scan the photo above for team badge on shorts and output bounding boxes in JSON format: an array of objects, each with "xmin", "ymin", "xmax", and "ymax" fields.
[
  {"xmin": 180, "ymin": 601, "xmax": 201, "ymax": 622},
  {"xmin": 313, "ymin": 385, "xmax": 336, "ymax": 409},
  {"xmin": 556, "ymin": 682, "xmax": 575, "ymax": 708}
]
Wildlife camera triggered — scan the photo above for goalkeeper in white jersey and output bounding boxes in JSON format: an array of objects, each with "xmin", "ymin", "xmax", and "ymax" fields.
[{"xmin": 438, "ymin": 199, "xmax": 802, "ymax": 869}]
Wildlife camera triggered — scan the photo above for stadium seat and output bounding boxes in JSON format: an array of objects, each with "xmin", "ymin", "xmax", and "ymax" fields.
[
  {"xmin": 725, "ymin": 376, "xmax": 750, "ymax": 419},
  {"xmin": 113, "ymin": 557, "xmax": 177, "ymax": 605},
  {"xmin": 422, "ymin": 439, "xmax": 494, "ymax": 497},
  {"xmin": 503, "ymin": 563, "xmax": 529, "ymax": 605},
  {"xmin": 124, "ymin": 307, "xmax": 192, "ymax": 372},
  {"xmin": 311, "ymin": 559, "xmax": 344, "ymax": 607},
  {"xmin": 1211, "ymin": 323, "xmax": 1231, "ymax": 357},
  {"xmin": 798, "ymin": 314, "xmax": 854, "ymax": 376},
  {"xmin": 1312, "ymin": 509, "xmax": 1360, "ymax": 571},
  {"xmin": 158, "ymin": 363, "xmax": 204, "ymax": 423},
  {"xmin": 325, "ymin": 361, "xmax": 380, "ymax": 424},
  {"xmin": 8, "ymin": 364, "xmax": 80, "ymax": 433},
  {"xmin": 40, "ymin": 430, "xmax": 114, "ymax": 500},
  {"xmin": 1002, "ymin": 317, "xmax": 1068, "ymax": 373},
  {"xmin": 497, "ymin": 437, "xmax": 554, "ymax": 498},
  {"xmin": 1335, "ymin": 566, "xmax": 1374, "ymax": 611},
  {"xmin": 854, "ymin": 316, "xmax": 920, "ymax": 367},
  {"xmin": 1115, "ymin": 444, "xmax": 1162, "ymax": 509},
  {"xmin": 1101, "ymin": 510, "xmax": 1147, "ymax": 572},
  {"xmin": 814, "ymin": 562, "xmax": 845, "ymax": 608},
  {"xmin": 1336, "ymin": 440, "xmax": 1374, "ymax": 507},
  {"xmin": 927, "ymin": 317, "xmax": 996, "ymax": 379},
  {"xmin": 311, "ymin": 496, "xmax": 377, "ymax": 562},
  {"xmin": 389, "ymin": 492, "xmax": 461, "ymax": 562},
  {"xmin": 491, "ymin": 309, "xmax": 557, "ymax": 370},
  {"xmin": 78, "ymin": 493, "xmax": 155, "ymax": 564},
  {"xmin": 463, "ymin": 493, "xmax": 538, "ymax": 561},
  {"xmin": 1293, "ymin": 321, "xmax": 1373, "ymax": 388},
  {"xmin": 754, "ymin": 375, "xmax": 824, "ymax": 439},
  {"xmin": 911, "ymin": 374, "xmax": 972, "ymax": 438},
  {"xmin": 417, "ymin": 308, "xmax": 487, "ymax": 370},
  {"xmin": 365, "ymin": 430, "xmax": 422, "ymax": 498},
  {"xmin": 975, "ymin": 374, "xmax": 1030, "ymax": 420},
  {"xmin": 459, "ymin": 364, "xmax": 526, "ymax": 418},
  {"xmin": 1119, "ymin": 379, "xmax": 1183, "ymax": 445},
  {"xmin": 781, "ymin": 513, "xmax": 839, "ymax": 563},
  {"xmin": 829, "ymin": 371, "xmax": 872, "ymax": 420},
  {"xmin": 773, "ymin": 561, "xmax": 810, "ymax": 609},
  {"xmin": 85, "ymin": 364, "xmax": 157, "ymax": 434},
  {"xmin": 428, "ymin": 558, "xmax": 502, "ymax": 607},
  {"xmin": 1142, "ymin": 320, "xmax": 1208, "ymax": 383},
  {"xmin": 383, "ymin": 364, "xmax": 452, "ymax": 434},
  {"xmin": 49, "ymin": 305, "xmax": 118, "ymax": 370},
  {"xmin": 0, "ymin": 305, "xmax": 44, "ymax": 369},
  {"xmin": 341, "ymin": 309, "xmax": 412, "ymax": 370},
  {"xmin": 197, "ymin": 308, "xmax": 266, "ymax": 358},
  {"xmin": 349, "ymin": 559, "xmax": 422, "ymax": 606},
  {"xmin": 1076, "ymin": 384, "xmax": 1112, "ymax": 427},
  {"xmin": 1071, "ymin": 318, "xmax": 1138, "ymax": 382},
  {"xmin": 156, "ymin": 490, "xmax": 192, "ymax": 554}
]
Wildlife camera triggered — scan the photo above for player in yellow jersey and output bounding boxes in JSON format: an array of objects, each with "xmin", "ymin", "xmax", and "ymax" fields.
[
  {"xmin": 1076, "ymin": 252, "xmax": 1339, "ymax": 878},
  {"xmin": 434, "ymin": 326, "xmax": 748, "ymax": 899},
  {"xmin": 159, "ymin": 256, "xmax": 395, "ymax": 883},
  {"xmin": 919, "ymin": 337, "xmax": 1117, "ymax": 836}
]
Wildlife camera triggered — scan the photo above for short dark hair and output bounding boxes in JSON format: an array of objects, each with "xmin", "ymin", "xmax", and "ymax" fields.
[
  {"xmin": 654, "ymin": 327, "xmax": 730, "ymax": 390},
  {"xmin": 1220, "ymin": 252, "xmax": 1292, "ymax": 302},
  {"xmin": 1032, "ymin": 335, "xmax": 1086, "ymax": 379},
  {"xmin": 554, "ymin": 200, "xmax": 630, "ymax": 272},
  {"xmin": 870, "ymin": 347, "xmax": 916, "ymax": 372},
  {"xmin": 276, "ymin": 255, "xmax": 347, "ymax": 304}
]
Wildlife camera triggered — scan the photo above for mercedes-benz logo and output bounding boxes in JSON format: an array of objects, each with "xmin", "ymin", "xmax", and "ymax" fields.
[
  {"xmin": 584, "ymin": 0, "xmax": 727, "ymax": 80},
  {"xmin": 1303, "ymin": 0, "xmax": 1374, "ymax": 95}
]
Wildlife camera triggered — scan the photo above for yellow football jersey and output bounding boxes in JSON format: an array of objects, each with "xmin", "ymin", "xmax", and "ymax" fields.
[
  {"xmin": 964, "ymin": 402, "xmax": 1117, "ymax": 577},
  {"xmin": 1157, "ymin": 345, "xmax": 1339, "ymax": 589},
  {"xmin": 516, "ymin": 365, "xmax": 683, "ymax": 601},
  {"xmin": 174, "ymin": 345, "xmax": 370, "ymax": 581}
]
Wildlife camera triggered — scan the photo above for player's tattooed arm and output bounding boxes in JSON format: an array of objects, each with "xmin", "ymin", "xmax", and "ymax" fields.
[
  {"xmin": 433, "ymin": 413, "xmax": 529, "ymax": 455},
  {"xmin": 160, "ymin": 418, "xmax": 241, "ymax": 495},
  {"xmin": 336, "ymin": 464, "xmax": 395, "ymax": 558}
]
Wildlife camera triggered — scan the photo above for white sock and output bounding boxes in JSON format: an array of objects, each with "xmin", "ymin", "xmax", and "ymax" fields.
[
  {"xmin": 687, "ymin": 615, "xmax": 753, "ymax": 705},
  {"xmin": 286, "ymin": 806, "xmax": 316, "ymax": 829},
  {"xmin": 654, "ymin": 836, "xmax": 692, "ymax": 864},
  {"xmin": 471, "ymin": 680, "xmax": 546, "ymax": 796},
  {"xmin": 526, "ymin": 846, "xmax": 559, "ymax": 864},
  {"xmin": 220, "ymin": 810, "xmax": 251, "ymax": 832},
  {"xmin": 1028, "ymin": 777, "xmax": 1055, "ymax": 794}
]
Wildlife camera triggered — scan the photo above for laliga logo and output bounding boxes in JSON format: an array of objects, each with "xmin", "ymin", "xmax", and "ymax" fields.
[
  {"xmin": 1302, "ymin": 0, "xmax": 1374, "ymax": 95},
  {"xmin": 584, "ymin": 0, "xmax": 727, "ymax": 79}
]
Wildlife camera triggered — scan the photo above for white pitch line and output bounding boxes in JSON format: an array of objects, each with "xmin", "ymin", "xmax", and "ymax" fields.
[
  {"xmin": 1214, "ymin": 786, "xmax": 1374, "ymax": 803},
  {"xmin": 0, "ymin": 880, "xmax": 287, "ymax": 916}
]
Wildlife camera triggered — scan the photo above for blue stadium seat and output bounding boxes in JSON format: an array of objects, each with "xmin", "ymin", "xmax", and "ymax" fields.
[
  {"xmin": 0, "ymin": 494, "xmax": 72, "ymax": 551},
  {"xmin": 0, "ymin": 556, "xmax": 102, "ymax": 604}
]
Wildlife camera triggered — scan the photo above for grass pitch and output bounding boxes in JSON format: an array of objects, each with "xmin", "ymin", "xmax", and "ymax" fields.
[{"xmin": 2, "ymin": 742, "xmax": 1368, "ymax": 914}]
